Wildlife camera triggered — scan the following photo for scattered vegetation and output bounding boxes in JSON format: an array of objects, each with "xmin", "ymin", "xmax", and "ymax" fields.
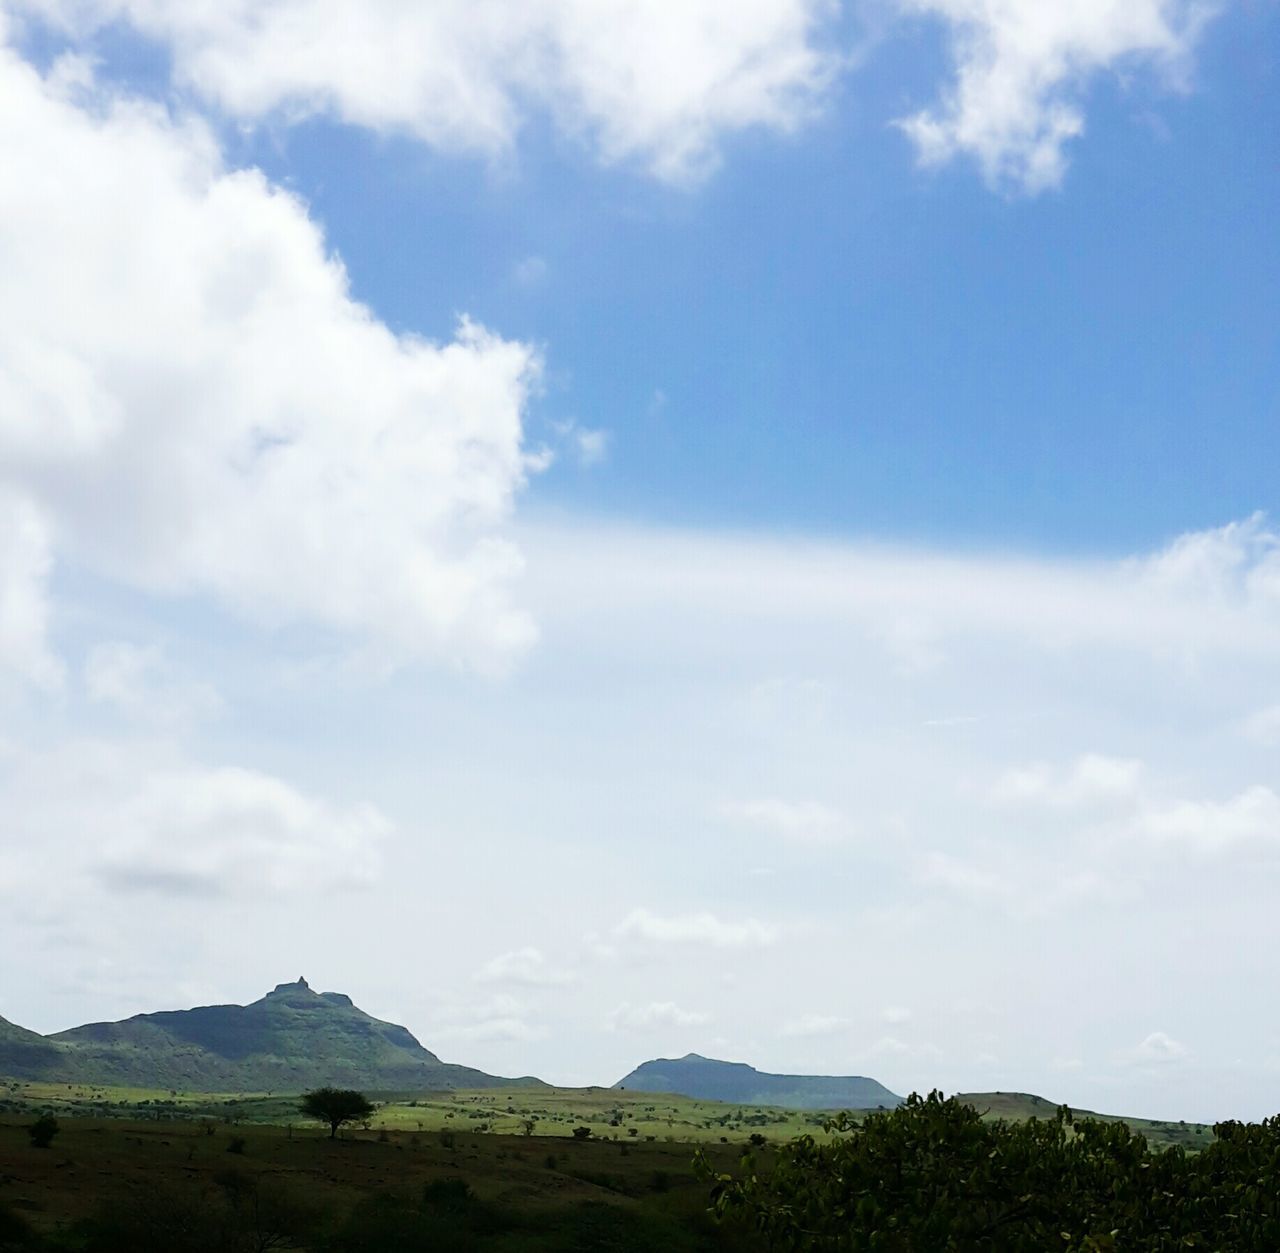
[{"xmin": 704, "ymin": 1090, "xmax": 1280, "ymax": 1250}]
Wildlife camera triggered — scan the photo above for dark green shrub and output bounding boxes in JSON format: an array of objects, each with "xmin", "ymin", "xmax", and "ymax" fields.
[
  {"xmin": 27, "ymin": 1114, "xmax": 58, "ymax": 1149},
  {"xmin": 704, "ymin": 1091, "xmax": 1280, "ymax": 1252}
]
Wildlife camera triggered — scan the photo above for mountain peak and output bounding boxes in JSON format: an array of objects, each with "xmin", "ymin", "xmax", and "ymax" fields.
[
  {"xmin": 269, "ymin": 976, "xmax": 312, "ymax": 996},
  {"xmin": 13, "ymin": 984, "xmax": 541, "ymax": 1091}
]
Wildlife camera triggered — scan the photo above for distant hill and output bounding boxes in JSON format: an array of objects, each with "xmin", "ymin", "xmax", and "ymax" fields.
[
  {"xmin": 0, "ymin": 979, "xmax": 543, "ymax": 1093},
  {"xmin": 615, "ymin": 1053, "xmax": 901, "ymax": 1110},
  {"xmin": 955, "ymin": 1091, "xmax": 1213, "ymax": 1151}
]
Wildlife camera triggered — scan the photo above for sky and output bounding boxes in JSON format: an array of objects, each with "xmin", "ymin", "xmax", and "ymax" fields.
[{"xmin": 0, "ymin": 0, "xmax": 1278, "ymax": 1123}]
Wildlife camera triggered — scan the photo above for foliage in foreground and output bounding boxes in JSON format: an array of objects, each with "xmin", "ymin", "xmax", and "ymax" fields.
[
  {"xmin": 0, "ymin": 1176, "xmax": 725, "ymax": 1253},
  {"xmin": 703, "ymin": 1091, "xmax": 1280, "ymax": 1251}
]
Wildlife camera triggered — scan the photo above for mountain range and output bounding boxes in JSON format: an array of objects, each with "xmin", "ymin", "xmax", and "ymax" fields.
[
  {"xmin": 614, "ymin": 1053, "xmax": 902, "ymax": 1110},
  {"xmin": 3, "ymin": 982, "xmax": 909, "ymax": 1110},
  {"xmin": 0, "ymin": 978, "xmax": 540, "ymax": 1092}
]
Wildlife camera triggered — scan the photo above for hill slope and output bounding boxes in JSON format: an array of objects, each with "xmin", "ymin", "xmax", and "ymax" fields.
[
  {"xmin": 615, "ymin": 1053, "xmax": 902, "ymax": 1110},
  {"xmin": 2, "ymin": 979, "xmax": 541, "ymax": 1092}
]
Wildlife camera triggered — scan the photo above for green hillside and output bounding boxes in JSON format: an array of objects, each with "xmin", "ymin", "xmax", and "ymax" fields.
[
  {"xmin": 957, "ymin": 1091, "xmax": 1213, "ymax": 1150},
  {"xmin": 1, "ymin": 979, "xmax": 542, "ymax": 1093},
  {"xmin": 615, "ymin": 1053, "xmax": 902, "ymax": 1110},
  {"xmin": 0, "ymin": 1015, "xmax": 62, "ymax": 1075}
]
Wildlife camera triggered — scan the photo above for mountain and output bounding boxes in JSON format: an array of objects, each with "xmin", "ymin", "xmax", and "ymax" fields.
[
  {"xmin": 615, "ymin": 1053, "xmax": 902, "ymax": 1110},
  {"xmin": 0, "ymin": 1015, "xmax": 64, "ymax": 1074},
  {"xmin": 1, "ymin": 979, "xmax": 542, "ymax": 1093}
]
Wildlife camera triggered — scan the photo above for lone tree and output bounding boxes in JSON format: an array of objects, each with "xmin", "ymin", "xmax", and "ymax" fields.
[{"xmin": 299, "ymin": 1087, "xmax": 375, "ymax": 1140}]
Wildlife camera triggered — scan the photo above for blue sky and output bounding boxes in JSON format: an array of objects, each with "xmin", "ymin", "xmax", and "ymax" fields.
[
  {"xmin": 2, "ymin": 0, "xmax": 1279, "ymax": 1121},
  {"xmin": 226, "ymin": 3, "xmax": 1280, "ymax": 551}
]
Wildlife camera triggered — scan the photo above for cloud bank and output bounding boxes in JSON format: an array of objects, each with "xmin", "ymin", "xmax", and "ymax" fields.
[{"xmin": 0, "ymin": 39, "xmax": 540, "ymax": 681}]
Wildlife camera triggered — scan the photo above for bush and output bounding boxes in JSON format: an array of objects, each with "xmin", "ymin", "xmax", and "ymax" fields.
[
  {"xmin": 704, "ymin": 1091, "xmax": 1280, "ymax": 1251},
  {"xmin": 27, "ymin": 1114, "xmax": 58, "ymax": 1149}
]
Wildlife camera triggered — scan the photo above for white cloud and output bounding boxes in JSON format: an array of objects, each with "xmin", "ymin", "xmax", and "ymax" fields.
[
  {"xmin": 1, "ymin": 740, "xmax": 388, "ymax": 899},
  {"xmin": 1122, "ymin": 1031, "xmax": 1191, "ymax": 1066},
  {"xmin": 84, "ymin": 642, "xmax": 222, "ymax": 725},
  {"xmin": 1135, "ymin": 786, "xmax": 1280, "ymax": 857},
  {"xmin": 780, "ymin": 1012, "xmax": 848, "ymax": 1037},
  {"xmin": 608, "ymin": 1001, "xmax": 711, "ymax": 1032},
  {"xmin": 882, "ymin": 1006, "xmax": 912, "ymax": 1025},
  {"xmin": 1049, "ymin": 1056, "xmax": 1085, "ymax": 1072},
  {"xmin": 895, "ymin": 0, "xmax": 1214, "ymax": 191},
  {"xmin": 525, "ymin": 514, "xmax": 1280, "ymax": 666},
  {"xmin": 431, "ymin": 994, "xmax": 545, "ymax": 1044},
  {"xmin": 1136, "ymin": 513, "xmax": 1280, "ymax": 602},
  {"xmin": 720, "ymin": 797, "xmax": 845, "ymax": 843},
  {"xmin": 916, "ymin": 850, "xmax": 1015, "ymax": 903},
  {"xmin": 512, "ymin": 255, "xmax": 548, "ymax": 287},
  {"xmin": 476, "ymin": 947, "xmax": 576, "ymax": 987},
  {"xmin": 574, "ymin": 427, "xmax": 609, "ymax": 467},
  {"xmin": 990, "ymin": 753, "xmax": 1143, "ymax": 809},
  {"xmin": 19, "ymin": 0, "xmax": 839, "ymax": 183},
  {"xmin": 550, "ymin": 419, "xmax": 610, "ymax": 468},
  {"xmin": 0, "ymin": 489, "xmax": 62, "ymax": 690},
  {"xmin": 614, "ymin": 908, "xmax": 778, "ymax": 949},
  {"xmin": 0, "ymin": 44, "xmax": 539, "ymax": 675}
]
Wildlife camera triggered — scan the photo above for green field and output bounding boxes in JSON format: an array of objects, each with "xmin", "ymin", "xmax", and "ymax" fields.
[
  {"xmin": 1, "ymin": 1080, "xmax": 830, "ymax": 1141},
  {"xmin": 0, "ymin": 1078, "xmax": 1213, "ymax": 1150},
  {"xmin": 0, "ymin": 1096, "xmax": 764, "ymax": 1250},
  {"xmin": 0, "ymin": 1079, "xmax": 1231, "ymax": 1250}
]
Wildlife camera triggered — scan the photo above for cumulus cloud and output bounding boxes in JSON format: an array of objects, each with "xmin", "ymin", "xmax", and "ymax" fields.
[
  {"xmin": 720, "ymin": 797, "xmax": 845, "ymax": 843},
  {"xmin": 895, "ymin": 0, "xmax": 1214, "ymax": 191},
  {"xmin": 17, "ymin": 0, "xmax": 838, "ymax": 183},
  {"xmin": 1, "ymin": 740, "xmax": 388, "ymax": 899},
  {"xmin": 608, "ymin": 1001, "xmax": 711, "ymax": 1031},
  {"xmin": 614, "ymin": 908, "xmax": 778, "ymax": 949},
  {"xmin": 989, "ymin": 754, "xmax": 1144, "ymax": 810},
  {"xmin": 475, "ymin": 947, "xmax": 576, "ymax": 987},
  {"xmin": 0, "ymin": 43, "xmax": 539, "ymax": 675}
]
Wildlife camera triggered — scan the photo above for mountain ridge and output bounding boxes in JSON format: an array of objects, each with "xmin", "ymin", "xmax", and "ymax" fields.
[
  {"xmin": 1, "ymin": 978, "xmax": 542, "ymax": 1093},
  {"xmin": 615, "ymin": 1052, "xmax": 902, "ymax": 1110}
]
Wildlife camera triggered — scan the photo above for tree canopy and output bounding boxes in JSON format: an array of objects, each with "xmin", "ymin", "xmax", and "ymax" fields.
[
  {"xmin": 299, "ymin": 1087, "xmax": 375, "ymax": 1139},
  {"xmin": 702, "ymin": 1090, "xmax": 1280, "ymax": 1251}
]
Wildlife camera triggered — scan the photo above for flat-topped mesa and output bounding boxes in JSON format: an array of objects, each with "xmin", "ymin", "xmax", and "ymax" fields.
[{"xmin": 615, "ymin": 1054, "xmax": 903, "ymax": 1111}]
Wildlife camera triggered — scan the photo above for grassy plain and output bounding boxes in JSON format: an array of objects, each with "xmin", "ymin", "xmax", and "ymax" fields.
[
  {"xmin": 1, "ymin": 1079, "xmax": 1214, "ymax": 1149},
  {"xmin": 0, "ymin": 1080, "xmax": 1217, "ymax": 1248},
  {"xmin": 0, "ymin": 1098, "xmax": 761, "ymax": 1250}
]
